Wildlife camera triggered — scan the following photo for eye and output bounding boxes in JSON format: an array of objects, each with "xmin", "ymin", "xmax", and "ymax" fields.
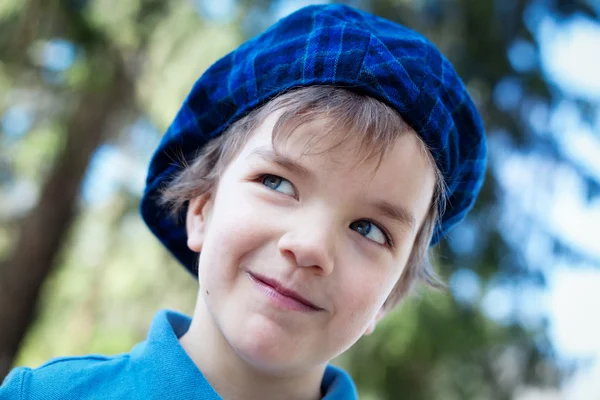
[
  {"xmin": 350, "ymin": 220, "xmax": 390, "ymax": 246},
  {"xmin": 261, "ymin": 174, "xmax": 296, "ymax": 197}
]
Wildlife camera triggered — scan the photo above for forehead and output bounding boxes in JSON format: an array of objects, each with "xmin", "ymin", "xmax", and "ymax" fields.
[{"xmin": 232, "ymin": 110, "xmax": 436, "ymax": 226}]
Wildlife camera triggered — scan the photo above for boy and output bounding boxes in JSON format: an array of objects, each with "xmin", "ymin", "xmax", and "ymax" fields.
[{"xmin": 0, "ymin": 4, "xmax": 486, "ymax": 399}]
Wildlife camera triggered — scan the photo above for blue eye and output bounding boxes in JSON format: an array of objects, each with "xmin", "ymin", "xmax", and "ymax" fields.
[
  {"xmin": 261, "ymin": 174, "xmax": 296, "ymax": 197},
  {"xmin": 350, "ymin": 220, "xmax": 389, "ymax": 246}
]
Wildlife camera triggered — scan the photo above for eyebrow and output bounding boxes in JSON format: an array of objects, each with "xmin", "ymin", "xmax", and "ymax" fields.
[
  {"xmin": 249, "ymin": 148, "xmax": 311, "ymax": 178},
  {"xmin": 371, "ymin": 200, "xmax": 416, "ymax": 232}
]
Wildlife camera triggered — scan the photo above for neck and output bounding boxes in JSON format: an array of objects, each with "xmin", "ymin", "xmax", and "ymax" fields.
[{"xmin": 179, "ymin": 299, "xmax": 325, "ymax": 400}]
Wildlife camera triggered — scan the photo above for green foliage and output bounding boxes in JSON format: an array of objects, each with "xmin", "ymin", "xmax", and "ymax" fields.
[
  {"xmin": 11, "ymin": 124, "xmax": 65, "ymax": 183},
  {"xmin": 344, "ymin": 292, "xmax": 535, "ymax": 399},
  {"xmin": 137, "ymin": 2, "xmax": 242, "ymax": 128},
  {"xmin": 16, "ymin": 196, "xmax": 197, "ymax": 367},
  {"xmin": 1, "ymin": 0, "xmax": 598, "ymax": 397},
  {"xmin": 0, "ymin": 0, "xmax": 21, "ymax": 21}
]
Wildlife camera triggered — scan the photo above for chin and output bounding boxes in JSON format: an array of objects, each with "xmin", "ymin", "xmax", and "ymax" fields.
[{"xmin": 225, "ymin": 315, "xmax": 315, "ymax": 373}]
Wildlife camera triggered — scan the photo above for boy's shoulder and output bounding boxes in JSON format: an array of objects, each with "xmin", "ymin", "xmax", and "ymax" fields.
[
  {"xmin": 1, "ymin": 352, "xmax": 135, "ymax": 399},
  {"xmin": 0, "ymin": 310, "xmax": 223, "ymax": 400}
]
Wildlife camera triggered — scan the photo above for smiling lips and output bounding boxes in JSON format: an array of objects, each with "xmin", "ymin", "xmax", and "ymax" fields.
[{"xmin": 248, "ymin": 272, "xmax": 323, "ymax": 313}]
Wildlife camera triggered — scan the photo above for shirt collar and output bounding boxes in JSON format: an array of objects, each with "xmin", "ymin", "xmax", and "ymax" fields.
[{"xmin": 129, "ymin": 309, "xmax": 221, "ymax": 399}]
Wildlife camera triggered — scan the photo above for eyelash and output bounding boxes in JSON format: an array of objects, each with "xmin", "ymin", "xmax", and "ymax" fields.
[{"xmin": 255, "ymin": 173, "xmax": 394, "ymax": 249}]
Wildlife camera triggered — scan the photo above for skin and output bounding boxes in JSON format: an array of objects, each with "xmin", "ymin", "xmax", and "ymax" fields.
[{"xmin": 179, "ymin": 111, "xmax": 436, "ymax": 400}]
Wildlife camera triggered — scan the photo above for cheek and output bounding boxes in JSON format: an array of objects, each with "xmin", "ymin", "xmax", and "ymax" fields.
[
  {"xmin": 331, "ymin": 265, "xmax": 398, "ymax": 336},
  {"xmin": 341, "ymin": 245, "xmax": 403, "ymax": 308},
  {"xmin": 341, "ymin": 275, "xmax": 388, "ymax": 316},
  {"xmin": 198, "ymin": 187, "xmax": 275, "ymax": 283}
]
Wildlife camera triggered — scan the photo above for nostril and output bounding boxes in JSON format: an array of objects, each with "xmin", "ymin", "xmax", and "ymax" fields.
[
  {"xmin": 280, "ymin": 247, "xmax": 296, "ymax": 262},
  {"xmin": 277, "ymin": 230, "xmax": 334, "ymax": 274}
]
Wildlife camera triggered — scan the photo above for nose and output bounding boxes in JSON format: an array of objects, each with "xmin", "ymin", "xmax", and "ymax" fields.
[{"xmin": 277, "ymin": 214, "xmax": 335, "ymax": 276}]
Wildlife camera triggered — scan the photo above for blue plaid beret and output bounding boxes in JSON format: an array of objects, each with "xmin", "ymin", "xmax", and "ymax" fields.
[{"xmin": 141, "ymin": 4, "xmax": 487, "ymax": 273}]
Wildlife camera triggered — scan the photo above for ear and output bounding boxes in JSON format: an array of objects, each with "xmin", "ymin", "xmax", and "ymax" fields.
[
  {"xmin": 363, "ymin": 309, "xmax": 385, "ymax": 336},
  {"xmin": 186, "ymin": 193, "xmax": 213, "ymax": 253}
]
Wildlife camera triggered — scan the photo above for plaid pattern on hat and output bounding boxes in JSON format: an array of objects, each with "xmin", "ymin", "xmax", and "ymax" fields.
[{"xmin": 141, "ymin": 4, "xmax": 487, "ymax": 273}]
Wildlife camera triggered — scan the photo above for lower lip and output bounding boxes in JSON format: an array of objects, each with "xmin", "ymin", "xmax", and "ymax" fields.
[{"xmin": 248, "ymin": 273, "xmax": 320, "ymax": 313}]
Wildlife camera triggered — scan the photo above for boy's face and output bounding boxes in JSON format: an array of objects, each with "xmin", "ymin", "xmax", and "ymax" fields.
[{"xmin": 186, "ymin": 111, "xmax": 435, "ymax": 373}]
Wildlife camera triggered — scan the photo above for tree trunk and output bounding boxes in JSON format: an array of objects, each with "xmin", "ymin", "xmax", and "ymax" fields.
[{"xmin": 0, "ymin": 61, "xmax": 133, "ymax": 379}]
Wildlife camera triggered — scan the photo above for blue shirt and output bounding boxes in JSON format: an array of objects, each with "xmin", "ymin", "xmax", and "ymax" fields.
[{"xmin": 1, "ymin": 310, "xmax": 358, "ymax": 399}]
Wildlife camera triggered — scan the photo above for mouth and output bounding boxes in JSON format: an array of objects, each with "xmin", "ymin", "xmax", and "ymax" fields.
[{"xmin": 247, "ymin": 272, "xmax": 323, "ymax": 312}]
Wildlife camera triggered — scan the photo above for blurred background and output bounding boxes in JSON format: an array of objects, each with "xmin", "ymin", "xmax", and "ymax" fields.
[{"xmin": 1, "ymin": 0, "xmax": 599, "ymax": 398}]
